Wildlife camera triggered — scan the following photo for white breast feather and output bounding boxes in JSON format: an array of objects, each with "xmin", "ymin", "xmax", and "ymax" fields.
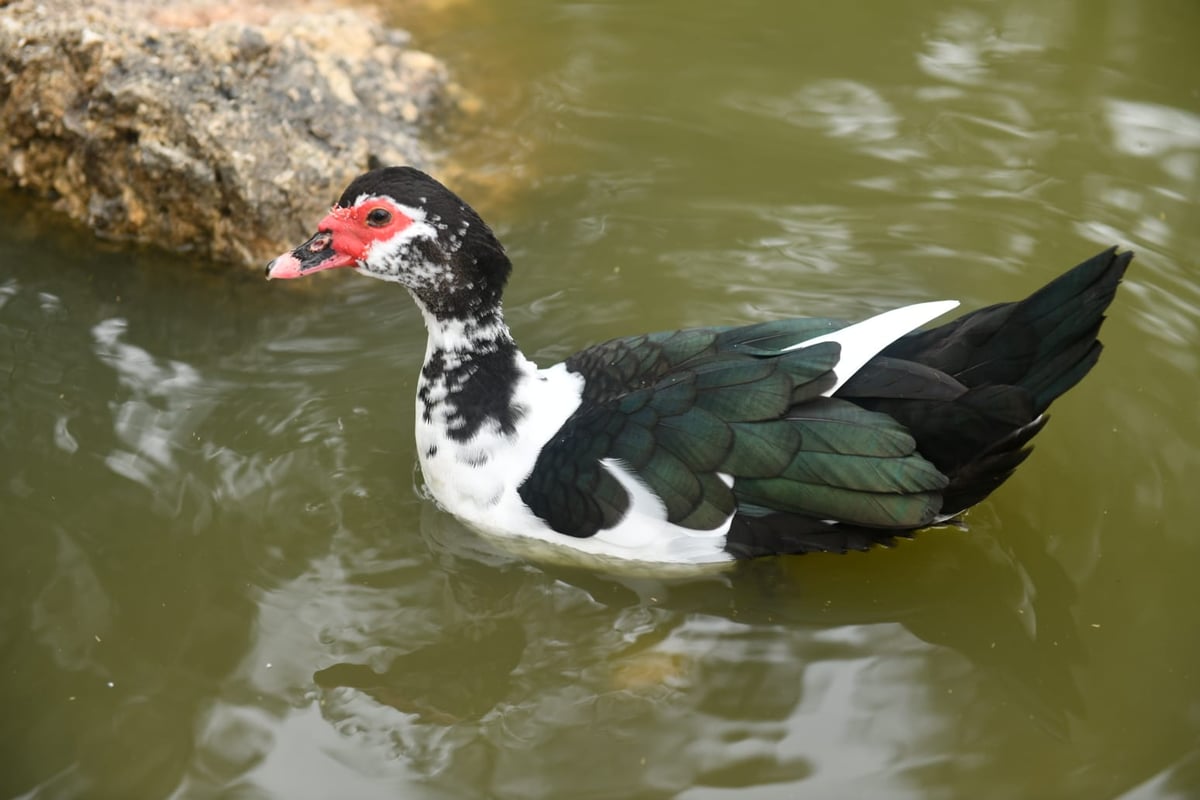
[{"xmin": 417, "ymin": 358, "xmax": 738, "ymax": 568}]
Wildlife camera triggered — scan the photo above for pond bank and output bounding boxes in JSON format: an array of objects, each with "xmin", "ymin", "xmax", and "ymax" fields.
[{"xmin": 0, "ymin": 0, "xmax": 458, "ymax": 265}]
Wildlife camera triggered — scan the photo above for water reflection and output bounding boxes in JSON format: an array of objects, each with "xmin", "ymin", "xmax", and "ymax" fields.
[
  {"xmin": 29, "ymin": 530, "xmax": 112, "ymax": 672},
  {"xmin": 1106, "ymin": 99, "xmax": 1200, "ymax": 174},
  {"xmin": 203, "ymin": 500, "xmax": 1085, "ymax": 798},
  {"xmin": 0, "ymin": 243, "xmax": 405, "ymax": 797},
  {"xmin": 92, "ymin": 317, "xmax": 212, "ymax": 507}
]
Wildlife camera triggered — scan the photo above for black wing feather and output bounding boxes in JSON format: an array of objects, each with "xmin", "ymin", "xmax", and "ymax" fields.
[{"xmin": 517, "ymin": 247, "xmax": 1130, "ymax": 554}]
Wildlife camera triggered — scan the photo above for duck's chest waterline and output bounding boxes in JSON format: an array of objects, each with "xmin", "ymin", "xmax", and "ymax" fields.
[
  {"xmin": 414, "ymin": 359, "xmax": 585, "ymax": 529},
  {"xmin": 412, "ymin": 359, "xmax": 739, "ymax": 568}
]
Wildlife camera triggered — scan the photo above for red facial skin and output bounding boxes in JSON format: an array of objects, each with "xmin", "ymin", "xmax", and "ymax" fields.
[{"xmin": 265, "ymin": 198, "xmax": 414, "ymax": 279}]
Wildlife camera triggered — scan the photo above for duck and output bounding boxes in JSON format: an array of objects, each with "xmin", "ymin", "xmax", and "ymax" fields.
[{"xmin": 266, "ymin": 166, "xmax": 1131, "ymax": 570}]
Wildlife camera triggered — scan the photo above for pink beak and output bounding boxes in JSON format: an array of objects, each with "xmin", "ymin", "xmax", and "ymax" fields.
[{"xmin": 265, "ymin": 230, "xmax": 359, "ymax": 279}]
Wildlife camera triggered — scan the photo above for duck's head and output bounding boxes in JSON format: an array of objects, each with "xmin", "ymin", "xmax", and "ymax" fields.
[{"xmin": 266, "ymin": 166, "xmax": 511, "ymax": 319}]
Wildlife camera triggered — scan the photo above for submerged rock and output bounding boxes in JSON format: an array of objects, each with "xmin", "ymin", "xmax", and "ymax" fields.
[{"xmin": 0, "ymin": 0, "xmax": 453, "ymax": 265}]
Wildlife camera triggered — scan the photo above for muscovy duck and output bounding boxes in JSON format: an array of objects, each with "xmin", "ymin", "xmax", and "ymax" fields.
[{"xmin": 266, "ymin": 166, "xmax": 1130, "ymax": 569}]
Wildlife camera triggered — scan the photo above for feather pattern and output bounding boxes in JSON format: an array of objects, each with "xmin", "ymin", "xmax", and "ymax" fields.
[
  {"xmin": 266, "ymin": 166, "xmax": 1133, "ymax": 569},
  {"xmin": 519, "ymin": 310, "xmax": 955, "ymax": 541}
]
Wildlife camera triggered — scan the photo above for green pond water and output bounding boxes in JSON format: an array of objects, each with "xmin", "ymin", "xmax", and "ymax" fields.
[{"xmin": 2, "ymin": 0, "xmax": 1199, "ymax": 797}]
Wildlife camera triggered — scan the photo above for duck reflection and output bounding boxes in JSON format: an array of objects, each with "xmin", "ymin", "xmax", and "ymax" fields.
[{"xmin": 300, "ymin": 499, "xmax": 1084, "ymax": 797}]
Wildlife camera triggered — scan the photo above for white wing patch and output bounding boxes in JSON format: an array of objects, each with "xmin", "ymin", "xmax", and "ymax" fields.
[
  {"xmin": 589, "ymin": 459, "xmax": 734, "ymax": 564},
  {"xmin": 787, "ymin": 300, "xmax": 959, "ymax": 396}
]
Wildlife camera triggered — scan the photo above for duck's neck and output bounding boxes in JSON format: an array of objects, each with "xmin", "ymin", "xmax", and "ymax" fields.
[
  {"xmin": 415, "ymin": 301, "xmax": 535, "ymax": 445},
  {"xmin": 409, "ymin": 296, "xmax": 585, "ymax": 530}
]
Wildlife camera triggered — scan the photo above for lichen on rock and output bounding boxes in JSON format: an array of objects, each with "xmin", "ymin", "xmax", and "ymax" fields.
[{"xmin": 0, "ymin": 0, "xmax": 454, "ymax": 265}]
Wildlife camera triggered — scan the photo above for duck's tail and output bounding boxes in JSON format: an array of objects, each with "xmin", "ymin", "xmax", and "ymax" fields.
[
  {"xmin": 844, "ymin": 246, "xmax": 1132, "ymax": 518},
  {"xmin": 889, "ymin": 246, "xmax": 1132, "ymax": 412}
]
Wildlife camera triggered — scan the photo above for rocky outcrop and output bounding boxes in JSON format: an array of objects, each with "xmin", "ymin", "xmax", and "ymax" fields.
[{"xmin": 0, "ymin": 0, "xmax": 455, "ymax": 265}]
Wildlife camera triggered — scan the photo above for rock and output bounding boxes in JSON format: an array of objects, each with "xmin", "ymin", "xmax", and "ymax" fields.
[{"xmin": 0, "ymin": 0, "xmax": 453, "ymax": 265}]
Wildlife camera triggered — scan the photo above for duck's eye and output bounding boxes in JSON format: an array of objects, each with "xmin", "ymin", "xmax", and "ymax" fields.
[{"xmin": 366, "ymin": 208, "xmax": 392, "ymax": 227}]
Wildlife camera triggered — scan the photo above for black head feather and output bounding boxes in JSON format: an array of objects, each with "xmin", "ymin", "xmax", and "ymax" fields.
[{"xmin": 339, "ymin": 166, "xmax": 513, "ymax": 320}]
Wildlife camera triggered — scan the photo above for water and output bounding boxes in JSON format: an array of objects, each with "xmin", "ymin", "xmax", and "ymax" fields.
[{"xmin": 2, "ymin": 0, "xmax": 1199, "ymax": 797}]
